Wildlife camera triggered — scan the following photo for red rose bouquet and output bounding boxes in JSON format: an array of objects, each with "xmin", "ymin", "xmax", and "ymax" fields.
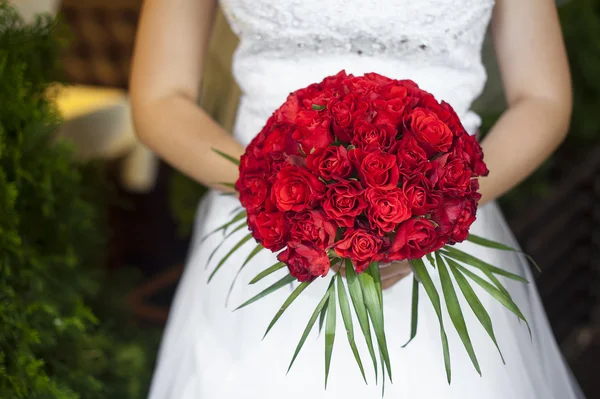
[{"xmin": 209, "ymin": 71, "xmax": 531, "ymax": 388}]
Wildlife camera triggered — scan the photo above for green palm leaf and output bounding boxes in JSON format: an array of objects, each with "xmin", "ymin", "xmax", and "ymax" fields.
[
  {"xmin": 206, "ymin": 221, "xmax": 247, "ymax": 268},
  {"xmin": 235, "ymin": 274, "xmax": 296, "ymax": 310},
  {"xmin": 345, "ymin": 259, "xmax": 378, "ymax": 382},
  {"xmin": 201, "ymin": 209, "xmax": 246, "ymax": 243},
  {"xmin": 436, "ymin": 252, "xmax": 481, "ymax": 375},
  {"xmin": 441, "ymin": 246, "xmax": 528, "ymax": 283},
  {"xmin": 403, "ymin": 275, "xmax": 420, "ymax": 347},
  {"xmin": 411, "ymin": 258, "xmax": 451, "ymax": 384},
  {"xmin": 225, "ymin": 243, "xmax": 264, "ymax": 306},
  {"xmin": 325, "ymin": 280, "xmax": 337, "ymax": 389},
  {"xmin": 451, "ymin": 262, "xmax": 531, "ymax": 338},
  {"xmin": 319, "ymin": 297, "xmax": 328, "ymax": 335},
  {"xmin": 212, "ymin": 148, "xmax": 240, "ymax": 165},
  {"xmin": 466, "ymin": 234, "xmax": 540, "ymax": 272},
  {"xmin": 249, "ymin": 261, "xmax": 285, "ymax": 284},
  {"xmin": 288, "ymin": 281, "xmax": 333, "ymax": 374},
  {"xmin": 208, "ymin": 232, "xmax": 253, "ymax": 282},
  {"xmin": 446, "ymin": 257, "xmax": 505, "ymax": 363},
  {"xmin": 336, "ymin": 274, "xmax": 367, "ymax": 383},
  {"xmin": 359, "ymin": 264, "xmax": 392, "ymax": 382},
  {"xmin": 467, "ymin": 234, "xmax": 514, "ymax": 251},
  {"xmin": 264, "ymin": 281, "xmax": 311, "ymax": 339},
  {"xmin": 216, "ymin": 182, "xmax": 236, "ymax": 189}
]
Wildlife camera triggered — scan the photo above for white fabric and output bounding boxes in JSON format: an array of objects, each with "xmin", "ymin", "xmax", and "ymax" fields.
[{"xmin": 148, "ymin": 1, "xmax": 585, "ymax": 398}]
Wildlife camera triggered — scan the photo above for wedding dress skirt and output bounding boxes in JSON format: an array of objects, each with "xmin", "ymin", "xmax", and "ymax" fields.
[{"xmin": 148, "ymin": 0, "xmax": 584, "ymax": 397}]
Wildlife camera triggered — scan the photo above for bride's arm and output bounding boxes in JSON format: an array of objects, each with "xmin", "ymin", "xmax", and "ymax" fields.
[
  {"xmin": 477, "ymin": 0, "xmax": 572, "ymax": 205},
  {"xmin": 130, "ymin": 0, "xmax": 244, "ymax": 192}
]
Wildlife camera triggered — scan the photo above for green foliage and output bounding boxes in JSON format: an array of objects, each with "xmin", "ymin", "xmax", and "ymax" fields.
[{"xmin": 0, "ymin": 3, "xmax": 158, "ymax": 398}]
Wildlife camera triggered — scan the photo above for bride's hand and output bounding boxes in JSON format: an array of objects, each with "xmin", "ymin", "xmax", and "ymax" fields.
[{"xmin": 335, "ymin": 260, "xmax": 413, "ymax": 290}]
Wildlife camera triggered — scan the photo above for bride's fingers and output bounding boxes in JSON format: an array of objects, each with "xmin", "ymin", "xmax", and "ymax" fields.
[{"xmin": 381, "ymin": 272, "xmax": 411, "ymax": 290}]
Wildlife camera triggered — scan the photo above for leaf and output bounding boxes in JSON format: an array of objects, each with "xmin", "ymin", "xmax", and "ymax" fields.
[
  {"xmin": 446, "ymin": 257, "xmax": 505, "ymax": 364},
  {"xmin": 467, "ymin": 235, "xmax": 541, "ymax": 273},
  {"xmin": 411, "ymin": 258, "xmax": 451, "ymax": 384},
  {"xmin": 370, "ymin": 262, "xmax": 383, "ymax": 308},
  {"xmin": 225, "ymin": 244, "xmax": 264, "ymax": 306},
  {"xmin": 467, "ymin": 234, "xmax": 515, "ymax": 251},
  {"xmin": 264, "ymin": 281, "xmax": 311, "ymax": 338},
  {"xmin": 345, "ymin": 259, "xmax": 378, "ymax": 382},
  {"xmin": 216, "ymin": 182, "xmax": 236, "ymax": 189},
  {"xmin": 206, "ymin": 221, "xmax": 247, "ymax": 268},
  {"xmin": 402, "ymin": 275, "xmax": 419, "ymax": 348},
  {"xmin": 359, "ymin": 265, "xmax": 392, "ymax": 382},
  {"xmin": 451, "ymin": 262, "xmax": 531, "ymax": 339},
  {"xmin": 426, "ymin": 253, "xmax": 435, "ymax": 268},
  {"xmin": 312, "ymin": 104, "xmax": 326, "ymax": 110},
  {"xmin": 212, "ymin": 148, "xmax": 240, "ymax": 166},
  {"xmin": 208, "ymin": 232, "xmax": 253, "ymax": 282},
  {"xmin": 324, "ymin": 279, "xmax": 337, "ymax": 389},
  {"xmin": 436, "ymin": 252, "xmax": 481, "ymax": 376},
  {"xmin": 319, "ymin": 297, "xmax": 328, "ymax": 335},
  {"xmin": 336, "ymin": 274, "xmax": 367, "ymax": 383},
  {"xmin": 442, "ymin": 246, "xmax": 528, "ymax": 283},
  {"xmin": 235, "ymin": 274, "xmax": 296, "ymax": 310},
  {"xmin": 249, "ymin": 261, "xmax": 285, "ymax": 284},
  {"xmin": 441, "ymin": 247, "xmax": 514, "ymax": 301},
  {"xmin": 201, "ymin": 210, "xmax": 247, "ymax": 244},
  {"xmin": 288, "ymin": 285, "xmax": 331, "ymax": 374}
]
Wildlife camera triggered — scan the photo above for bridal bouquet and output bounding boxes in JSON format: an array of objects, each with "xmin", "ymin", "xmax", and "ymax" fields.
[{"xmin": 209, "ymin": 71, "xmax": 530, "ymax": 387}]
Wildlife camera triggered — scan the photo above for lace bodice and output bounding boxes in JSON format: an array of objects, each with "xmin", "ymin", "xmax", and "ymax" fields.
[{"xmin": 219, "ymin": 0, "xmax": 495, "ymax": 145}]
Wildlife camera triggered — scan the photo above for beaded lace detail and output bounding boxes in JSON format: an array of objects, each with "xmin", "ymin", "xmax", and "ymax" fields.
[{"xmin": 219, "ymin": 0, "xmax": 495, "ymax": 144}]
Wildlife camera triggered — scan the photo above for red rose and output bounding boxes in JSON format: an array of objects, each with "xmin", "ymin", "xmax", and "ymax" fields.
[
  {"xmin": 453, "ymin": 132, "xmax": 489, "ymax": 177},
  {"xmin": 397, "ymin": 79, "xmax": 420, "ymax": 90},
  {"xmin": 238, "ymin": 150, "xmax": 267, "ymax": 176},
  {"xmin": 450, "ymin": 197, "xmax": 478, "ymax": 243},
  {"xmin": 432, "ymin": 197, "xmax": 478, "ymax": 244},
  {"xmin": 334, "ymin": 228, "xmax": 383, "ymax": 273},
  {"xmin": 365, "ymin": 187, "xmax": 411, "ymax": 233},
  {"xmin": 372, "ymin": 97, "xmax": 409, "ymax": 126},
  {"xmin": 275, "ymin": 93, "xmax": 300, "ymax": 124},
  {"xmin": 437, "ymin": 101, "xmax": 466, "ymax": 134},
  {"xmin": 328, "ymin": 94, "xmax": 370, "ymax": 142},
  {"xmin": 343, "ymin": 75, "xmax": 379, "ymax": 95},
  {"xmin": 407, "ymin": 108, "xmax": 453, "ymax": 156},
  {"xmin": 323, "ymin": 181, "xmax": 367, "ymax": 228},
  {"xmin": 351, "ymin": 120, "xmax": 397, "ymax": 151},
  {"xmin": 272, "ymin": 165, "xmax": 326, "ymax": 212},
  {"xmin": 248, "ymin": 211, "xmax": 288, "ymax": 251},
  {"xmin": 306, "ymin": 145, "xmax": 352, "ymax": 180},
  {"xmin": 237, "ymin": 174, "xmax": 269, "ymax": 213},
  {"xmin": 261, "ymin": 124, "xmax": 301, "ymax": 161},
  {"xmin": 403, "ymin": 174, "xmax": 441, "ymax": 215},
  {"xmin": 412, "ymin": 90, "xmax": 439, "ymax": 110},
  {"xmin": 431, "ymin": 198, "xmax": 463, "ymax": 236},
  {"xmin": 388, "ymin": 218, "xmax": 443, "ymax": 260},
  {"xmin": 289, "ymin": 210, "xmax": 337, "ymax": 249},
  {"xmin": 278, "ymin": 242, "xmax": 331, "ymax": 282},
  {"xmin": 320, "ymin": 70, "xmax": 348, "ymax": 90},
  {"xmin": 293, "ymin": 109, "xmax": 333, "ymax": 154},
  {"xmin": 429, "ymin": 154, "xmax": 472, "ymax": 194},
  {"xmin": 364, "ymin": 72, "xmax": 394, "ymax": 85},
  {"xmin": 351, "ymin": 149, "xmax": 400, "ymax": 189},
  {"xmin": 396, "ymin": 135, "xmax": 430, "ymax": 174}
]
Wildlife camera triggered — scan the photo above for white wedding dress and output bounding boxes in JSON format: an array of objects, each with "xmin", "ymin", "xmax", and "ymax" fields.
[{"xmin": 148, "ymin": 1, "xmax": 585, "ymax": 398}]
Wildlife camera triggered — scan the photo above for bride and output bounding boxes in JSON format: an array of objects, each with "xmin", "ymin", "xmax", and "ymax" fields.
[{"xmin": 130, "ymin": 0, "xmax": 585, "ymax": 398}]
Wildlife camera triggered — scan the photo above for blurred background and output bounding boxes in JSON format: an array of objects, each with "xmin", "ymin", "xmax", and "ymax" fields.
[{"xmin": 1, "ymin": 0, "xmax": 599, "ymax": 398}]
